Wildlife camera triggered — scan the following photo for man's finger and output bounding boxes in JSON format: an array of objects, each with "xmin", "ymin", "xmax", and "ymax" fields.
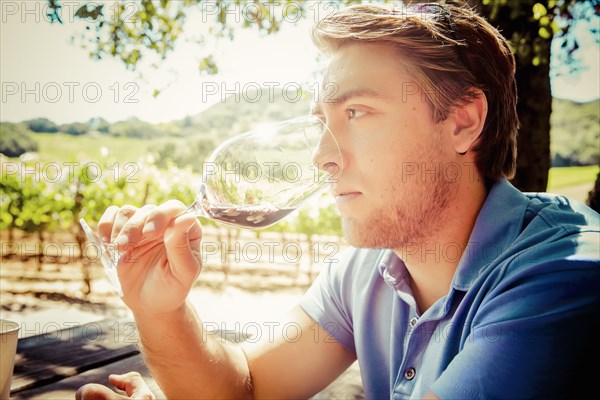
[
  {"xmin": 110, "ymin": 205, "xmax": 139, "ymax": 242},
  {"xmin": 76, "ymin": 383, "xmax": 131, "ymax": 400},
  {"xmin": 113, "ymin": 204, "xmax": 158, "ymax": 251},
  {"xmin": 97, "ymin": 205, "xmax": 120, "ymax": 243},
  {"xmin": 108, "ymin": 372, "xmax": 155, "ymax": 399}
]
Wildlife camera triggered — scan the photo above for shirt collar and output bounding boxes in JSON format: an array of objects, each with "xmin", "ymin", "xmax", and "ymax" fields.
[
  {"xmin": 451, "ymin": 178, "xmax": 529, "ymax": 290},
  {"xmin": 377, "ymin": 250, "xmax": 419, "ymax": 310}
]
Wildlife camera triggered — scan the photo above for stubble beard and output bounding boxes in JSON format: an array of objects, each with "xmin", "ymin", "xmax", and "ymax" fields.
[{"xmin": 342, "ymin": 139, "xmax": 458, "ymax": 249}]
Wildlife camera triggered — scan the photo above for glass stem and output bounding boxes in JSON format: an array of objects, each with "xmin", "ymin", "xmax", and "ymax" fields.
[
  {"xmin": 181, "ymin": 199, "xmax": 206, "ymax": 218},
  {"xmin": 180, "ymin": 184, "xmax": 208, "ymax": 218}
]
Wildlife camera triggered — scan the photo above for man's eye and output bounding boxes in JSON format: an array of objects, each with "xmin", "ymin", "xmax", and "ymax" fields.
[{"xmin": 346, "ymin": 109, "xmax": 365, "ymax": 119}]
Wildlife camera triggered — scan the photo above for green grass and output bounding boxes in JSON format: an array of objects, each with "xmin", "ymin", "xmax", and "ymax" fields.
[
  {"xmin": 547, "ymin": 165, "xmax": 600, "ymax": 190},
  {"xmin": 31, "ymin": 132, "xmax": 166, "ymax": 164}
]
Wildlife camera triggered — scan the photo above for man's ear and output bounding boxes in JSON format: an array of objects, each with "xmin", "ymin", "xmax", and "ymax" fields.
[{"xmin": 449, "ymin": 89, "xmax": 487, "ymax": 155}]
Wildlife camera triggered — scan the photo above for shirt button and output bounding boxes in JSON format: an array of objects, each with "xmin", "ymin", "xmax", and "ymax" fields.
[
  {"xmin": 404, "ymin": 367, "xmax": 416, "ymax": 380},
  {"xmin": 384, "ymin": 275, "xmax": 398, "ymax": 285},
  {"xmin": 409, "ymin": 317, "xmax": 418, "ymax": 328}
]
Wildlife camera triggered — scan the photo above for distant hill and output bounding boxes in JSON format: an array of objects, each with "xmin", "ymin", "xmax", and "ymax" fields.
[{"xmin": 183, "ymin": 87, "xmax": 313, "ymax": 140}]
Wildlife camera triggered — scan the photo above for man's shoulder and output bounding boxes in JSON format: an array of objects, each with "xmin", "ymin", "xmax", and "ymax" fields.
[
  {"xmin": 517, "ymin": 191, "xmax": 599, "ymax": 261},
  {"xmin": 523, "ymin": 191, "xmax": 599, "ymax": 233},
  {"xmin": 487, "ymin": 191, "xmax": 600, "ymax": 291},
  {"xmin": 463, "ymin": 184, "xmax": 599, "ymax": 292}
]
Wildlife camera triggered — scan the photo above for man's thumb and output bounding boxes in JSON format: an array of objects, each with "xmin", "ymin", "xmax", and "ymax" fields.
[{"xmin": 163, "ymin": 213, "xmax": 203, "ymax": 283}]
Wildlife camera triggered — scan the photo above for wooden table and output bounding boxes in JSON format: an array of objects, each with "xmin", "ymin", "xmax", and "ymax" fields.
[{"xmin": 10, "ymin": 319, "xmax": 363, "ymax": 399}]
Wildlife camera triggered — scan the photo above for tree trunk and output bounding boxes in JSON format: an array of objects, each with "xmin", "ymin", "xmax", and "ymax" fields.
[
  {"xmin": 511, "ymin": 58, "xmax": 552, "ymax": 192},
  {"xmin": 37, "ymin": 229, "xmax": 44, "ymax": 272},
  {"xmin": 478, "ymin": 1, "xmax": 553, "ymax": 192}
]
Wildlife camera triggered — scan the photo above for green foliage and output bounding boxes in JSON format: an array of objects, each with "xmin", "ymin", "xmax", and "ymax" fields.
[
  {"xmin": 46, "ymin": 0, "xmax": 594, "ymax": 74},
  {"xmin": 0, "ymin": 148, "xmax": 341, "ymax": 239},
  {"xmin": 314, "ymin": 203, "xmax": 342, "ymax": 236},
  {"xmin": 89, "ymin": 117, "xmax": 111, "ymax": 133},
  {"xmin": 0, "ymin": 123, "xmax": 39, "ymax": 157},
  {"xmin": 198, "ymin": 55, "xmax": 219, "ymax": 75},
  {"xmin": 286, "ymin": 197, "xmax": 341, "ymax": 238},
  {"xmin": 59, "ymin": 121, "xmax": 89, "ymax": 135},
  {"xmin": 2, "ymin": 148, "xmax": 595, "ymax": 241},
  {"xmin": 25, "ymin": 117, "xmax": 192, "ymax": 141},
  {"xmin": 49, "ymin": 0, "xmax": 364, "ymax": 72},
  {"xmin": 483, "ymin": 1, "xmax": 549, "ymax": 65},
  {"xmin": 26, "ymin": 117, "xmax": 59, "ymax": 133},
  {"xmin": 0, "ymin": 155, "xmax": 203, "ymax": 238},
  {"xmin": 68, "ymin": 0, "xmax": 190, "ymax": 69},
  {"xmin": 153, "ymin": 136, "xmax": 215, "ymax": 172},
  {"xmin": 154, "ymin": 141, "xmax": 178, "ymax": 169},
  {"xmin": 0, "ymin": 159, "xmax": 72, "ymax": 235},
  {"xmin": 480, "ymin": 0, "xmax": 589, "ymax": 68},
  {"xmin": 108, "ymin": 118, "xmax": 164, "ymax": 138},
  {"xmin": 551, "ymin": 98, "xmax": 600, "ymax": 166}
]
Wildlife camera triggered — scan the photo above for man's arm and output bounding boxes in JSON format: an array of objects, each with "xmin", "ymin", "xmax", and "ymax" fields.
[
  {"xmin": 244, "ymin": 306, "xmax": 357, "ymax": 399},
  {"xmin": 133, "ymin": 302, "xmax": 252, "ymax": 399},
  {"xmin": 135, "ymin": 303, "xmax": 355, "ymax": 399},
  {"xmin": 133, "ymin": 303, "xmax": 355, "ymax": 399}
]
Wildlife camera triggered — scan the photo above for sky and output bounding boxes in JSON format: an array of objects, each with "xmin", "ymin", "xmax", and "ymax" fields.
[{"xmin": 0, "ymin": 1, "xmax": 598, "ymax": 125}]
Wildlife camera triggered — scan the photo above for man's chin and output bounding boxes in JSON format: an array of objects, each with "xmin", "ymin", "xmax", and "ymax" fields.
[
  {"xmin": 342, "ymin": 219, "xmax": 387, "ymax": 249},
  {"xmin": 341, "ymin": 214, "xmax": 422, "ymax": 249},
  {"xmin": 341, "ymin": 220, "xmax": 362, "ymax": 247}
]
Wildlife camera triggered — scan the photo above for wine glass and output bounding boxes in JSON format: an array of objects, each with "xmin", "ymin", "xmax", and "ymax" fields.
[{"xmin": 79, "ymin": 114, "xmax": 342, "ymax": 296}]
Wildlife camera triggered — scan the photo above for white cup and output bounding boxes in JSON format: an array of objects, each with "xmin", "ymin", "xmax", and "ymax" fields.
[{"xmin": 0, "ymin": 320, "xmax": 19, "ymax": 400}]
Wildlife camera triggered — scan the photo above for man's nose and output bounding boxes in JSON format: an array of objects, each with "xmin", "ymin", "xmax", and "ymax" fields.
[{"xmin": 312, "ymin": 124, "xmax": 343, "ymax": 180}]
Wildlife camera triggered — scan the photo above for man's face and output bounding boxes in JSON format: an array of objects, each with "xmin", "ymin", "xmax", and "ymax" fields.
[{"xmin": 313, "ymin": 43, "xmax": 459, "ymax": 248}]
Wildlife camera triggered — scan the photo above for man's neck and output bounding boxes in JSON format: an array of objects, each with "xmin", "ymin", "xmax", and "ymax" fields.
[{"xmin": 394, "ymin": 178, "xmax": 488, "ymax": 314}]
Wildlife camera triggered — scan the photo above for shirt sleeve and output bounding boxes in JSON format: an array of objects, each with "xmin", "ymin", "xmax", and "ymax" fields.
[
  {"xmin": 430, "ymin": 257, "xmax": 600, "ymax": 399},
  {"xmin": 298, "ymin": 247, "xmax": 358, "ymax": 353}
]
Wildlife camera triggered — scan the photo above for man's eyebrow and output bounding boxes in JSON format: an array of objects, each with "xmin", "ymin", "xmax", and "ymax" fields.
[
  {"xmin": 311, "ymin": 87, "xmax": 385, "ymax": 116},
  {"xmin": 329, "ymin": 87, "xmax": 384, "ymax": 104}
]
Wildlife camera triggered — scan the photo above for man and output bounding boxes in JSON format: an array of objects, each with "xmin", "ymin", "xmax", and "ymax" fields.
[{"xmin": 78, "ymin": 3, "xmax": 600, "ymax": 399}]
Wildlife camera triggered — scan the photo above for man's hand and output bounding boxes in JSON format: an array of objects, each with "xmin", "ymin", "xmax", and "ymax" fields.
[
  {"xmin": 76, "ymin": 372, "xmax": 155, "ymax": 399},
  {"xmin": 98, "ymin": 200, "xmax": 202, "ymax": 315}
]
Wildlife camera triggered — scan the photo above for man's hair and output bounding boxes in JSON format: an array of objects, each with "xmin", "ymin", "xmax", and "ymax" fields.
[{"xmin": 312, "ymin": 2, "xmax": 518, "ymax": 181}]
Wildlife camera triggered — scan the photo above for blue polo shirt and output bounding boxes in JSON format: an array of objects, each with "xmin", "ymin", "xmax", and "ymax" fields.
[{"xmin": 300, "ymin": 179, "xmax": 600, "ymax": 399}]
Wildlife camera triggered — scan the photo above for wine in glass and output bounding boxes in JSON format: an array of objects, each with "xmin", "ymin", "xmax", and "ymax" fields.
[{"xmin": 80, "ymin": 114, "xmax": 341, "ymax": 296}]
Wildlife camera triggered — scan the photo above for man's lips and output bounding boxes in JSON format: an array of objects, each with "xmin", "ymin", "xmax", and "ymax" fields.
[{"xmin": 333, "ymin": 191, "xmax": 362, "ymax": 203}]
